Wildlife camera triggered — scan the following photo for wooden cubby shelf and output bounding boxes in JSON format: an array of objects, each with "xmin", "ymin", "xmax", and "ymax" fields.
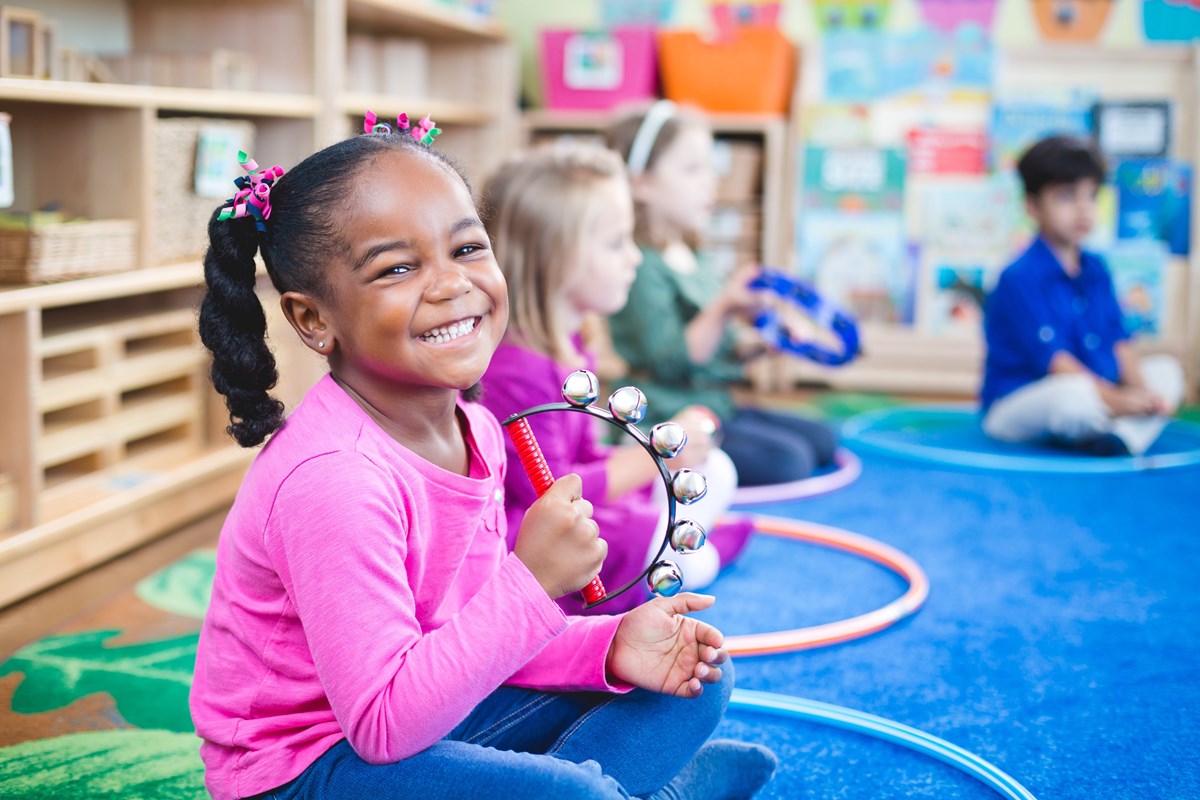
[
  {"xmin": 0, "ymin": 0, "xmax": 517, "ymax": 607},
  {"xmin": 347, "ymin": 0, "xmax": 506, "ymax": 41}
]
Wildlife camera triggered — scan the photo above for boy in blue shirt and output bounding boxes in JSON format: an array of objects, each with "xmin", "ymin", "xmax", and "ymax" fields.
[{"xmin": 981, "ymin": 135, "xmax": 1184, "ymax": 456}]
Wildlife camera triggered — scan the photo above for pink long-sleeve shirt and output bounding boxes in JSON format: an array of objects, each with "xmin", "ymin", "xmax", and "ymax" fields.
[{"xmin": 190, "ymin": 375, "xmax": 628, "ymax": 800}]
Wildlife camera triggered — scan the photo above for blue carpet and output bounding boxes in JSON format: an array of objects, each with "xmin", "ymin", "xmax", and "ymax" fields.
[
  {"xmin": 700, "ymin": 450, "xmax": 1200, "ymax": 799},
  {"xmin": 842, "ymin": 406, "xmax": 1200, "ymax": 474}
]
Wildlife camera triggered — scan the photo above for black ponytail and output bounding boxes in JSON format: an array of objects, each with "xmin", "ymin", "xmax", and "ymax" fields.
[
  {"xmin": 199, "ymin": 127, "xmax": 470, "ymax": 447},
  {"xmin": 199, "ymin": 211, "xmax": 285, "ymax": 447}
]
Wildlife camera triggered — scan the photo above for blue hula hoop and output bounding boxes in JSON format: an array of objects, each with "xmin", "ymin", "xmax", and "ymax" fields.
[
  {"xmin": 748, "ymin": 268, "xmax": 861, "ymax": 367},
  {"xmin": 729, "ymin": 689, "xmax": 1038, "ymax": 800},
  {"xmin": 842, "ymin": 405, "xmax": 1200, "ymax": 474}
]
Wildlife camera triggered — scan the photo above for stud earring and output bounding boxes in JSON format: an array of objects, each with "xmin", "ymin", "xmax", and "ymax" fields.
[{"xmin": 318, "ymin": 340, "xmax": 325, "ymax": 349}]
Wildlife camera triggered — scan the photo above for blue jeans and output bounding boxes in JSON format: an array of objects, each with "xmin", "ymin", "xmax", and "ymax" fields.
[
  {"xmin": 255, "ymin": 661, "xmax": 734, "ymax": 799},
  {"xmin": 721, "ymin": 407, "xmax": 837, "ymax": 485}
]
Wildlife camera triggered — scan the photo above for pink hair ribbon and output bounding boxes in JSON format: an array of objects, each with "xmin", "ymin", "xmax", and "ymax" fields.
[
  {"xmin": 363, "ymin": 110, "xmax": 440, "ymax": 145},
  {"xmin": 217, "ymin": 151, "xmax": 285, "ymax": 233}
]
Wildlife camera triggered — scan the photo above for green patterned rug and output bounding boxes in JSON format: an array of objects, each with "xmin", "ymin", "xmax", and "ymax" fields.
[{"xmin": 0, "ymin": 550, "xmax": 214, "ymax": 799}]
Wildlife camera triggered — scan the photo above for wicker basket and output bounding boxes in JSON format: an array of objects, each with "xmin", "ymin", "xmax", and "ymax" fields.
[
  {"xmin": 154, "ymin": 118, "xmax": 255, "ymax": 265},
  {"xmin": 0, "ymin": 219, "xmax": 139, "ymax": 284}
]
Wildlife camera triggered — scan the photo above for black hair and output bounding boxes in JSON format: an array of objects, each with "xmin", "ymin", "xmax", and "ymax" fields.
[
  {"xmin": 1016, "ymin": 135, "xmax": 1107, "ymax": 197},
  {"xmin": 199, "ymin": 130, "xmax": 467, "ymax": 447}
]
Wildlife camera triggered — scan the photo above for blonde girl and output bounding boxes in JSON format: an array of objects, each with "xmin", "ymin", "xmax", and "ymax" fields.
[{"xmin": 479, "ymin": 143, "xmax": 753, "ymax": 616}]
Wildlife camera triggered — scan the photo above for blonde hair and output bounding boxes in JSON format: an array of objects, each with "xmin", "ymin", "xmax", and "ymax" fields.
[
  {"xmin": 606, "ymin": 104, "xmax": 710, "ymax": 251},
  {"xmin": 479, "ymin": 142, "xmax": 628, "ymax": 363}
]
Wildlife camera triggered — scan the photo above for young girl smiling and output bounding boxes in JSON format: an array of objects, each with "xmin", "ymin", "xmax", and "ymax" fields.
[{"xmin": 189, "ymin": 118, "xmax": 775, "ymax": 799}]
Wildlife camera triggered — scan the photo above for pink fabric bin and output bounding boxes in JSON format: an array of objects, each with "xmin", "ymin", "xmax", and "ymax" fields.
[{"xmin": 539, "ymin": 27, "xmax": 657, "ymax": 110}]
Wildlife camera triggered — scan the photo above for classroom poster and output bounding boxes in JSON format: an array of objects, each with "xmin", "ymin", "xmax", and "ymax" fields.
[
  {"xmin": 919, "ymin": 176, "xmax": 1020, "ymax": 254},
  {"xmin": 802, "ymin": 145, "xmax": 906, "ymax": 211},
  {"xmin": 1114, "ymin": 158, "xmax": 1192, "ymax": 256},
  {"xmin": 822, "ymin": 27, "xmax": 992, "ymax": 102},
  {"xmin": 915, "ymin": 0, "xmax": 999, "ymax": 33},
  {"xmin": 1104, "ymin": 239, "xmax": 1169, "ymax": 337},
  {"xmin": 924, "ymin": 261, "xmax": 994, "ymax": 335},
  {"xmin": 803, "ymin": 103, "xmax": 872, "ymax": 146},
  {"xmin": 908, "ymin": 128, "xmax": 988, "ymax": 175},
  {"xmin": 796, "ymin": 209, "xmax": 915, "ymax": 324},
  {"xmin": 1093, "ymin": 100, "xmax": 1171, "ymax": 160},
  {"xmin": 990, "ymin": 99, "xmax": 1093, "ymax": 172}
]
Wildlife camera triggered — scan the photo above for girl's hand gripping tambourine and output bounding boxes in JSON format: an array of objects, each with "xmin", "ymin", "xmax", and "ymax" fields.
[
  {"xmin": 748, "ymin": 268, "xmax": 861, "ymax": 367},
  {"xmin": 503, "ymin": 369, "xmax": 710, "ymax": 610}
]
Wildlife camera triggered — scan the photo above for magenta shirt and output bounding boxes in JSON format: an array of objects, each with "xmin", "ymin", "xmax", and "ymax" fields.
[
  {"xmin": 190, "ymin": 375, "xmax": 628, "ymax": 800},
  {"xmin": 481, "ymin": 339, "xmax": 659, "ymax": 615}
]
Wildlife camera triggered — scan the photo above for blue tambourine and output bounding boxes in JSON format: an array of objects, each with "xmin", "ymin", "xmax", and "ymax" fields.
[{"xmin": 748, "ymin": 269, "xmax": 861, "ymax": 367}]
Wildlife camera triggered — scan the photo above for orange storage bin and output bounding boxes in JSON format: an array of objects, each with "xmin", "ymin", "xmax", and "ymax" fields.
[{"xmin": 657, "ymin": 27, "xmax": 796, "ymax": 115}]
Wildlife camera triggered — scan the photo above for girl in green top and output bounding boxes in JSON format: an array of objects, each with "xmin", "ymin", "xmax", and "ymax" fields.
[{"xmin": 606, "ymin": 101, "xmax": 836, "ymax": 487}]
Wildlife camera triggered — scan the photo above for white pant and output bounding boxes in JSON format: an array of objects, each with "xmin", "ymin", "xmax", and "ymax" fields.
[
  {"xmin": 647, "ymin": 448, "xmax": 739, "ymax": 591},
  {"xmin": 983, "ymin": 354, "xmax": 1186, "ymax": 455}
]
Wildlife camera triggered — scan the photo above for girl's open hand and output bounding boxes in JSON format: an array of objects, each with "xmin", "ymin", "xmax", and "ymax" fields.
[{"xmin": 607, "ymin": 593, "xmax": 728, "ymax": 698}]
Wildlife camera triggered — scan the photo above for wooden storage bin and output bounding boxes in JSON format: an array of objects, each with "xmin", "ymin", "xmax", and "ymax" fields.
[
  {"xmin": 153, "ymin": 117, "xmax": 255, "ymax": 265},
  {"xmin": 0, "ymin": 219, "xmax": 138, "ymax": 283}
]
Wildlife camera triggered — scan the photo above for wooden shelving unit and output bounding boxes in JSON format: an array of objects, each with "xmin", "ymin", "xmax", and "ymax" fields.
[{"xmin": 0, "ymin": 0, "xmax": 517, "ymax": 608}]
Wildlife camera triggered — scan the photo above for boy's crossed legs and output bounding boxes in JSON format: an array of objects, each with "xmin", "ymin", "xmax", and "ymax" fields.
[{"xmin": 983, "ymin": 354, "xmax": 1186, "ymax": 455}]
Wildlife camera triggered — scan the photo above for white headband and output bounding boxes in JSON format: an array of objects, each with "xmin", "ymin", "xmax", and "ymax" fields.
[{"xmin": 625, "ymin": 100, "xmax": 677, "ymax": 177}]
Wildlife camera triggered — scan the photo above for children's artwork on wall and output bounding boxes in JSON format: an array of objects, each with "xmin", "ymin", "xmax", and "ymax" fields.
[
  {"xmin": 1094, "ymin": 101, "xmax": 1171, "ymax": 160},
  {"xmin": 823, "ymin": 27, "xmax": 993, "ymax": 103},
  {"xmin": 708, "ymin": 0, "xmax": 782, "ymax": 33},
  {"xmin": 1104, "ymin": 239, "xmax": 1169, "ymax": 337},
  {"xmin": 923, "ymin": 261, "xmax": 995, "ymax": 335},
  {"xmin": 990, "ymin": 98, "xmax": 1094, "ymax": 172},
  {"xmin": 802, "ymin": 145, "xmax": 906, "ymax": 211},
  {"xmin": 1141, "ymin": 0, "xmax": 1200, "ymax": 42},
  {"xmin": 599, "ymin": 0, "xmax": 677, "ymax": 27},
  {"xmin": 916, "ymin": 0, "xmax": 1000, "ymax": 33},
  {"xmin": 908, "ymin": 128, "xmax": 988, "ymax": 175},
  {"xmin": 919, "ymin": 177, "xmax": 1020, "ymax": 254},
  {"xmin": 1031, "ymin": 0, "xmax": 1116, "ymax": 41},
  {"xmin": 811, "ymin": 0, "xmax": 892, "ymax": 31},
  {"xmin": 804, "ymin": 103, "xmax": 873, "ymax": 146},
  {"xmin": 1115, "ymin": 159, "xmax": 1192, "ymax": 256},
  {"xmin": 797, "ymin": 210, "xmax": 915, "ymax": 324}
]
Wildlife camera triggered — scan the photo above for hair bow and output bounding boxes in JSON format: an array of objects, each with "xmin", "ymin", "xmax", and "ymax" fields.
[
  {"xmin": 363, "ymin": 110, "xmax": 441, "ymax": 145},
  {"xmin": 218, "ymin": 151, "xmax": 285, "ymax": 233}
]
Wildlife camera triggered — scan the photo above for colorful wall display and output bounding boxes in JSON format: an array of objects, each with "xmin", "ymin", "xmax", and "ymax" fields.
[
  {"xmin": 1030, "ymin": 0, "xmax": 1116, "ymax": 42},
  {"xmin": 915, "ymin": 0, "xmax": 1000, "ymax": 33},
  {"xmin": 1141, "ymin": 0, "xmax": 1200, "ymax": 42}
]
